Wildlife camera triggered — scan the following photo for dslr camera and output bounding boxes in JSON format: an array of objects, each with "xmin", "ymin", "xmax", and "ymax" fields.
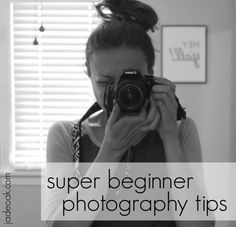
[{"xmin": 104, "ymin": 69, "xmax": 186, "ymax": 120}]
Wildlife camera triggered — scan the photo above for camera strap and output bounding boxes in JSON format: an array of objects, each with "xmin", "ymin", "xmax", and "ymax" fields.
[
  {"xmin": 72, "ymin": 102, "xmax": 102, "ymax": 162},
  {"xmin": 72, "ymin": 96, "xmax": 186, "ymax": 163},
  {"xmin": 175, "ymin": 96, "xmax": 186, "ymax": 121}
]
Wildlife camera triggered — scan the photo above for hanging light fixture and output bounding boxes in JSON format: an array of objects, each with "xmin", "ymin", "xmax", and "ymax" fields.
[
  {"xmin": 39, "ymin": 0, "xmax": 45, "ymax": 32},
  {"xmin": 33, "ymin": 0, "xmax": 45, "ymax": 45},
  {"xmin": 33, "ymin": 0, "xmax": 38, "ymax": 45},
  {"xmin": 33, "ymin": 36, "xmax": 39, "ymax": 45},
  {"xmin": 39, "ymin": 24, "xmax": 45, "ymax": 32}
]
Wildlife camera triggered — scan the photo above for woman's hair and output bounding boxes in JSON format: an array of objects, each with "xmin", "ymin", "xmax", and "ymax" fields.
[{"xmin": 85, "ymin": 0, "xmax": 158, "ymax": 75}]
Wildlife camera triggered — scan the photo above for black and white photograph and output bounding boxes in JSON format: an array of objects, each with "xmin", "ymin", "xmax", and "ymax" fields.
[{"xmin": 0, "ymin": 0, "xmax": 236, "ymax": 227}]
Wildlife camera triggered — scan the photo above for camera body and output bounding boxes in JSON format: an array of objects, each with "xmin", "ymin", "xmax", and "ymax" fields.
[{"xmin": 104, "ymin": 69, "xmax": 186, "ymax": 120}]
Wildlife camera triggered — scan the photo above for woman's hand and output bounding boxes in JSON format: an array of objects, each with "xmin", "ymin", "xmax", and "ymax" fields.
[
  {"xmin": 153, "ymin": 78, "xmax": 178, "ymax": 141},
  {"xmin": 140, "ymin": 77, "xmax": 178, "ymax": 142},
  {"xmin": 99, "ymin": 101, "xmax": 149, "ymax": 161},
  {"xmin": 98, "ymin": 77, "xmax": 178, "ymax": 161}
]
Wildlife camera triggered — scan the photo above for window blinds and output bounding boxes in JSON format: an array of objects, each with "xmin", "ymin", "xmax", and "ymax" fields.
[{"xmin": 11, "ymin": 1, "xmax": 98, "ymax": 170}]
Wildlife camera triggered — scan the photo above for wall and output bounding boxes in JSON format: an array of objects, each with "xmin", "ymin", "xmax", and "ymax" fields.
[
  {"xmin": 0, "ymin": 1, "xmax": 236, "ymax": 227},
  {"xmin": 0, "ymin": 183, "xmax": 44, "ymax": 227},
  {"xmin": 148, "ymin": 0, "xmax": 236, "ymax": 162}
]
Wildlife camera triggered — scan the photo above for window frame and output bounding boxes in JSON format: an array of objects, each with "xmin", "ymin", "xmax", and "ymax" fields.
[
  {"xmin": 0, "ymin": 0, "xmax": 98, "ymax": 183},
  {"xmin": 0, "ymin": 0, "xmax": 42, "ymax": 182},
  {"xmin": 0, "ymin": 0, "xmax": 14, "ymax": 176}
]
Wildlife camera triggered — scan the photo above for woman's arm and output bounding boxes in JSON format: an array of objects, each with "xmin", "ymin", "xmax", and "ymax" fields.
[
  {"xmin": 162, "ymin": 117, "xmax": 202, "ymax": 162},
  {"xmin": 162, "ymin": 120, "xmax": 215, "ymax": 227},
  {"xmin": 45, "ymin": 106, "xmax": 157, "ymax": 226},
  {"xmin": 46, "ymin": 122, "xmax": 98, "ymax": 227},
  {"xmin": 145, "ymin": 78, "xmax": 215, "ymax": 227}
]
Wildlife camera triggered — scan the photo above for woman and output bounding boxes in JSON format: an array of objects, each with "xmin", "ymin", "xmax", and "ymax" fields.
[{"xmin": 46, "ymin": 0, "xmax": 214, "ymax": 226}]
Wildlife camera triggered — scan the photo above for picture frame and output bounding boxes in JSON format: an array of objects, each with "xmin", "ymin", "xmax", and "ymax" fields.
[{"xmin": 161, "ymin": 25, "xmax": 207, "ymax": 83}]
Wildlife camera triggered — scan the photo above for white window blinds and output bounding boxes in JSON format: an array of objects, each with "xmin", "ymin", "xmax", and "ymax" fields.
[{"xmin": 11, "ymin": 1, "xmax": 98, "ymax": 170}]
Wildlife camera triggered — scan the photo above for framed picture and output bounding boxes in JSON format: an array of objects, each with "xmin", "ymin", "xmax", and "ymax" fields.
[{"xmin": 161, "ymin": 25, "xmax": 207, "ymax": 83}]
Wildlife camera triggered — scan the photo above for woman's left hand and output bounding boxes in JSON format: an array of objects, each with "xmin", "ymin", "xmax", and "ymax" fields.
[
  {"xmin": 152, "ymin": 78, "xmax": 178, "ymax": 141},
  {"xmin": 140, "ymin": 77, "xmax": 178, "ymax": 141}
]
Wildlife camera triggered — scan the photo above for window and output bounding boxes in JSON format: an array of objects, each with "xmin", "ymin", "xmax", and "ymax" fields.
[{"xmin": 8, "ymin": 0, "xmax": 99, "ymax": 171}]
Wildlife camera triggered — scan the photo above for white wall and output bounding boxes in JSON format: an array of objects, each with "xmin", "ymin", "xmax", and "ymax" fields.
[
  {"xmin": 148, "ymin": 0, "xmax": 236, "ymax": 162},
  {"xmin": 0, "ymin": 1, "xmax": 236, "ymax": 227}
]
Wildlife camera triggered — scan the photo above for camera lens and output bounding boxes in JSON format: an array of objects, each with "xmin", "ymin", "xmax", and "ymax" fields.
[{"xmin": 117, "ymin": 84, "xmax": 144, "ymax": 112}]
